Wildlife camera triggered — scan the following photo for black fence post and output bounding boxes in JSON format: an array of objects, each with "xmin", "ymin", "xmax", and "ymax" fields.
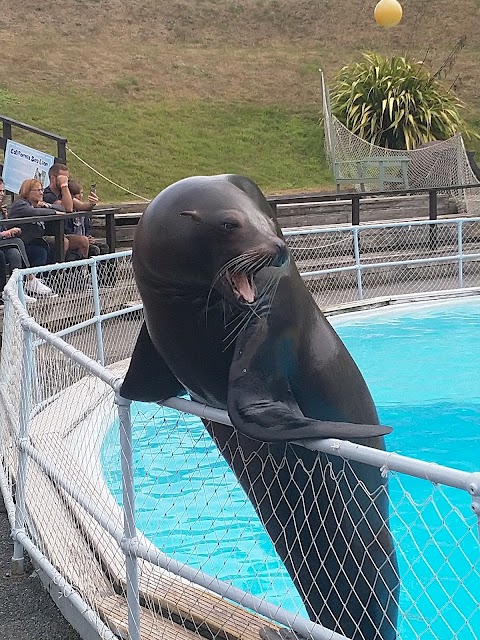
[
  {"xmin": 56, "ymin": 140, "xmax": 67, "ymax": 164},
  {"xmin": 105, "ymin": 211, "xmax": 117, "ymax": 253},
  {"xmin": 54, "ymin": 219, "xmax": 65, "ymax": 262},
  {"xmin": 351, "ymin": 195, "xmax": 361, "ymax": 259},
  {"xmin": 3, "ymin": 121, "xmax": 12, "ymax": 140},
  {"xmin": 352, "ymin": 195, "xmax": 360, "ymax": 225},
  {"xmin": 428, "ymin": 190, "xmax": 438, "ymax": 250}
]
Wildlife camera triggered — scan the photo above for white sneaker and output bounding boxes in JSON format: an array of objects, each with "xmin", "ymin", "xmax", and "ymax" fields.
[
  {"xmin": 2, "ymin": 291, "xmax": 36, "ymax": 304},
  {"xmin": 25, "ymin": 277, "xmax": 55, "ymax": 297}
]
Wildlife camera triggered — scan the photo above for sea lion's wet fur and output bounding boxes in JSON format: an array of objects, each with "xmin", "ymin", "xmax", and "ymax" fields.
[{"xmin": 121, "ymin": 174, "xmax": 399, "ymax": 639}]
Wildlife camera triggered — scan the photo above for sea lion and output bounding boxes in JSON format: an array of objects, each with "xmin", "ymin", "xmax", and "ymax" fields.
[{"xmin": 121, "ymin": 174, "xmax": 399, "ymax": 640}]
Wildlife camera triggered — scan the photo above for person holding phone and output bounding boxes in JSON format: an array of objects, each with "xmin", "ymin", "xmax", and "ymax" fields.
[
  {"xmin": 0, "ymin": 178, "xmax": 39, "ymax": 302},
  {"xmin": 43, "ymin": 166, "xmax": 99, "ymax": 260},
  {"xmin": 66, "ymin": 179, "xmax": 115, "ymax": 287},
  {"xmin": 65, "ymin": 179, "xmax": 106, "ymax": 258}
]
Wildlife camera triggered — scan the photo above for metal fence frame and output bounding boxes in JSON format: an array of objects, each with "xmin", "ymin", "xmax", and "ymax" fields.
[
  {"xmin": 1, "ymin": 219, "xmax": 480, "ymax": 640},
  {"xmin": 284, "ymin": 216, "xmax": 480, "ymax": 297}
]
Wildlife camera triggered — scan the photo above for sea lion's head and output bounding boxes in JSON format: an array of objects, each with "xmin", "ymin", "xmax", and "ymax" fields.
[{"xmin": 134, "ymin": 176, "xmax": 289, "ymax": 306}]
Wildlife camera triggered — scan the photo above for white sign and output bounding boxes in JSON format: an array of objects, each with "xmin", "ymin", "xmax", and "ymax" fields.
[{"xmin": 2, "ymin": 140, "xmax": 55, "ymax": 194}]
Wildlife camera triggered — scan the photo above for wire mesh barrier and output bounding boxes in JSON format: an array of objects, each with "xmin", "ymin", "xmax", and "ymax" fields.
[
  {"xmin": 0, "ymin": 239, "xmax": 479, "ymax": 640},
  {"xmin": 321, "ymin": 71, "xmax": 480, "ymax": 216},
  {"xmin": 285, "ymin": 217, "xmax": 480, "ymax": 309}
]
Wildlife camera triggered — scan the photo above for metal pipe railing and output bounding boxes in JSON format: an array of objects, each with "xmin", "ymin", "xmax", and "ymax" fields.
[{"xmin": 2, "ymin": 228, "xmax": 480, "ymax": 640}]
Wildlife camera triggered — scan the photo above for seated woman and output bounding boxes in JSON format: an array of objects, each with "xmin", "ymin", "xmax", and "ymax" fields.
[
  {"xmin": 0, "ymin": 178, "xmax": 43, "ymax": 301},
  {"xmin": 8, "ymin": 178, "xmax": 64, "ymax": 297}
]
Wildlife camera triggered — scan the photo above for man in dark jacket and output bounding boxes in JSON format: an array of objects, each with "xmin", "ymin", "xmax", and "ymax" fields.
[{"xmin": 43, "ymin": 164, "xmax": 99, "ymax": 260}]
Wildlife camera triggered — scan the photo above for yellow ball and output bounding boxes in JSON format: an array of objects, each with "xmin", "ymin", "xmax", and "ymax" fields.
[{"xmin": 374, "ymin": 0, "xmax": 403, "ymax": 28}]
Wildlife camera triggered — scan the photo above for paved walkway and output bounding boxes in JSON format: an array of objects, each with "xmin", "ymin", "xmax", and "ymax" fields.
[{"xmin": 0, "ymin": 494, "xmax": 80, "ymax": 640}]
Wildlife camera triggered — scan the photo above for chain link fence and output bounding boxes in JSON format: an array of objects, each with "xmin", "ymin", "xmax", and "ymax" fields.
[{"xmin": 0, "ymin": 229, "xmax": 479, "ymax": 640}]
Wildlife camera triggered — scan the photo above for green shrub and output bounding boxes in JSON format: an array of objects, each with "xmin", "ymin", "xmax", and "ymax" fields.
[{"xmin": 330, "ymin": 52, "xmax": 476, "ymax": 150}]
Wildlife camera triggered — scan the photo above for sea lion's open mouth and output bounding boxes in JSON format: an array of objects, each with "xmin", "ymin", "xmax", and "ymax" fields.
[
  {"xmin": 226, "ymin": 270, "xmax": 256, "ymax": 304},
  {"xmin": 221, "ymin": 245, "xmax": 289, "ymax": 305}
]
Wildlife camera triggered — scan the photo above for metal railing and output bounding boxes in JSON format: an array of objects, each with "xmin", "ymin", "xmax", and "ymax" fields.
[
  {"xmin": 268, "ymin": 182, "xmax": 480, "ymax": 225},
  {"xmin": 2, "ymin": 208, "xmax": 121, "ymax": 261},
  {"xmin": 97, "ymin": 182, "xmax": 480, "ymax": 249},
  {"xmin": 283, "ymin": 215, "xmax": 480, "ymax": 308},
  {"xmin": 1, "ymin": 114, "xmax": 67, "ymax": 164},
  {"xmin": 0, "ymin": 221, "xmax": 479, "ymax": 640}
]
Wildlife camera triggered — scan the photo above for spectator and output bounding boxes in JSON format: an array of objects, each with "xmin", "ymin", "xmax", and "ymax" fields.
[
  {"xmin": 0, "ymin": 178, "xmax": 33, "ymax": 269},
  {"xmin": 41, "ymin": 162, "xmax": 72, "ymax": 259},
  {"xmin": 0, "ymin": 178, "xmax": 8, "ymax": 218},
  {"xmin": 68, "ymin": 179, "xmax": 116, "ymax": 287},
  {"xmin": 42, "ymin": 163, "xmax": 73, "ymax": 213},
  {"xmin": 67, "ymin": 179, "xmax": 108, "ymax": 257},
  {"xmin": 8, "ymin": 179, "xmax": 60, "ymax": 297},
  {"xmin": 0, "ymin": 178, "xmax": 48, "ymax": 301},
  {"xmin": 42, "ymin": 163, "xmax": 94, "ymax": 260}
]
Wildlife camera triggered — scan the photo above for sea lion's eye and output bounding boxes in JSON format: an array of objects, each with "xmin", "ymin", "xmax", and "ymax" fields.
[{"xmin": 223, "ymin": 221, "xmax": 238, "ymax": 231}]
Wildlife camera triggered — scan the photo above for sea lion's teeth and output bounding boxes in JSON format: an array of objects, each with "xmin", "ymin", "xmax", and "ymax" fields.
[{"xmin": 229, "ymin": 271, "xmax": 255, "ymax": 303}]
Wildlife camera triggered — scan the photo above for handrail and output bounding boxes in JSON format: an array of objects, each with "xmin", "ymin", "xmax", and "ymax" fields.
[
  {"xmin": 0, "ymin": 114, "xmax": 67, "ymax": 163},
  {"xmin": 267, "ymin": 181, "xmax": 480, "ymax": 206},
  {"xmin": 2, "ymin": 207, "xmax": 121, "ymax": 260},
  {"xmin": 0, "ymin": 115, "xmax": 67, "ymax": 144},
  {"xmin": 267, "ymin": 181, "xmax": 480, "ymax": 226}
]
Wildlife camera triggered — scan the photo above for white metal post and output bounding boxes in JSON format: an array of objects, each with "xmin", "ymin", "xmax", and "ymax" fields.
[
  {"xmin": 11, "ymin": 323, "xmax": 34, "ymax": 575},
  {"xmin": 468, "ymin": 472, "xmax": 480, "ymax": 542},
  {"xmin": 91, "ymin": 259, "xmax": 105, "ymax": 366},
  {"xmin": 353, "ymin": 225, "xmax": 363, "ymax": 299},
  {"xmin": 117, "ymin": 393, "xmax": 141, "ymax": 640},
  {"xmin": 457, "ymin": 220, "xmax": 464, "ymax": 289}
]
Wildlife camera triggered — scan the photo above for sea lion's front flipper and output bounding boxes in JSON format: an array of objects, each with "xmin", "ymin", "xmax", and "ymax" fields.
[
  {"xmin": 227, "ymin": 319, "xmax": 392, "ymax": 442},
  {"xmin": 121, "ymin": 322, "xmax": 185, "ymax": 402}
]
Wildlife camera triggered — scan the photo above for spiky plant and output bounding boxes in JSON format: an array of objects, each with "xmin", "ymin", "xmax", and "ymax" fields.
[{"xmin": 330, "ymin": 52, "xmax": 476, "ymax": 150}]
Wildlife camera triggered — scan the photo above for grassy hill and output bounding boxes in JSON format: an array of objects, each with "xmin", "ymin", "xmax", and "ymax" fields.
[{"xmin": 2, "ymin": 0, "xmax": 480, "ymax": 200}]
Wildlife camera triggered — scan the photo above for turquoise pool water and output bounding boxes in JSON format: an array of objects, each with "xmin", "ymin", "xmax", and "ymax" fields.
[{"xmin": 102, "ymin": 297, "xmax": 480, "ymax": 639}]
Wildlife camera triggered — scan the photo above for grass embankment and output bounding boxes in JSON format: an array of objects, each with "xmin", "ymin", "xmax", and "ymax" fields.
[
  {"xmin": 1, "ymin": 88, "xmax": 327, "ymax": 202},
  {"xmin": 2, "ymin": 0, "xmax": 480, "ymax": 201}
]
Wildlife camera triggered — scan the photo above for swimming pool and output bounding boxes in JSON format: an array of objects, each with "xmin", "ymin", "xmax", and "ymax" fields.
[{"xmin": 102, "ymin": 297, "xmax": 480, "ymax": 639}]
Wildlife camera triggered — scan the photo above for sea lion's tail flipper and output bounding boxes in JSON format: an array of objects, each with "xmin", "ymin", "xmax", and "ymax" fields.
[{"xmin": 121, "ymin": 322, "xmax": 185, "ymax": 402}]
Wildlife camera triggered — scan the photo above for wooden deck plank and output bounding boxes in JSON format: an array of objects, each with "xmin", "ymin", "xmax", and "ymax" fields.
[
  {"xmin": 137, "ymin": 564, "xmax": 281, "ymax": 640},
  {"xmin": 24, "ymin": 464, "xmax": 113, "ymax": 598},
  {"xmin": 97, "ymin": 594, "xmax": 217, "ymax": 640}
]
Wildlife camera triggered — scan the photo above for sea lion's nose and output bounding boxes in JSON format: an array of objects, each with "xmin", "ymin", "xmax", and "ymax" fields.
[{"xmin": 271, "ymin": 238, "xmax": 288, "ymax": 266}]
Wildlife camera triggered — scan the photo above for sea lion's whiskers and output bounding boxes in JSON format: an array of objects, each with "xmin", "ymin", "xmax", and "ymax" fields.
[
  {"xmin": 216, "ymin": 251, "xmax": 259, "ymax": 279},
  {"xmin": 249, "ymin": 274, "xmax": 278, "ymax": 319},
  {"xmin": 222, "ymin": 304, "xmax": 254, "ymax": 340},
  {"xmin": 219, "ymin": 251, "xmax": 273, "ymax": 279},
  {"xmin": 222, "ymin": 272, "xmax": 279, "ymax": 349},
  {"xmin": 222, "ymin": 280, "xmax": 278, "ymax": 351},
  {"xmin": 230, "ymin": 254, "xmax": 267, "ymax": 273},
  {"xmin": 222, "ymin": 309, "xmax": 256, "ymax": 352},
  {"xmin": 260, "ymin": 275, "xmax": 281, "ymax": 318}
]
